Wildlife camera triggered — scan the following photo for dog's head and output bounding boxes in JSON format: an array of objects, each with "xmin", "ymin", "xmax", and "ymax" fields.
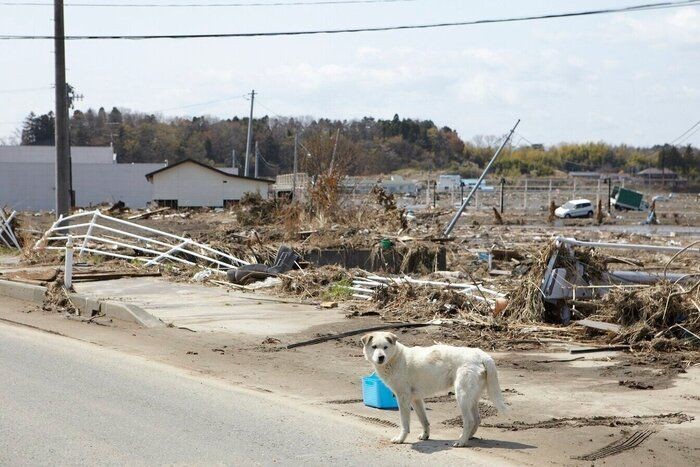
[{"xmin": 361, "ymin": 331, "xmax": 398, "ymax": 366}]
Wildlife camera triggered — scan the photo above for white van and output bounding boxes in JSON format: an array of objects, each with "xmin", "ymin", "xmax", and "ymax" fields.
[{"xmin": 555, "ymin": 199, "xmax": 594, "ymax": 218}]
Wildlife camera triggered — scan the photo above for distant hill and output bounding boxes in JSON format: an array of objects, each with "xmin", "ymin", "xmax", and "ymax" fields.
[{"xmin": 17, "ymin": 108, "xmax": 699, "ymax": 180}]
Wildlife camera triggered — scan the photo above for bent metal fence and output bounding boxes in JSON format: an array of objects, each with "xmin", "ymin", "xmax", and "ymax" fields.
[
  {"xmin": 0, "ymin": 210, "xmax": 21, "ymax": 250},
  {"xmin": 35, "ymin": 210, "xmax": 248, "ymax": 273}
]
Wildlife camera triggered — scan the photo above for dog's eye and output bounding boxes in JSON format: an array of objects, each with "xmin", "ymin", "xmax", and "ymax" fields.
[
  {"xmin": 383, "ymin": 346, "xmax": 388, "ymax": 350},
  {"xmin": 371, "ymin": 345, "xmax": 377, "ymax": 349}
]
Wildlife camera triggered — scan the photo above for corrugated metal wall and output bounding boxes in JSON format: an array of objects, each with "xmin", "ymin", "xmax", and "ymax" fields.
[
  {"xmin": 0, "ymin": 162, "xmax": 164, "ymax": 211},
  {"xmin": 0, "ymin": 146, "xmax": 114, "ymax": 164}
]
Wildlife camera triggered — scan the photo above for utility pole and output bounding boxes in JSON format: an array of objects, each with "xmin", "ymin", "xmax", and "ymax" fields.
[
  {"xmin": 329, "ymin": 128, "xmax": 340, "ymax": 175},
  {"xmin": 254, "ymin": 141, "xmax": 259, "ymax": 178},
  {"xmin": 426, "ymin": 171, "xmax": 430, "ymax": 206},
  {"xmin": 244, "ymin": 89, "xmax": 255, "ymax": 177},
  {"xmin": 661, "ymin": 151, "xmax": 665, "ymax": 187},
  {"xmin": 443, "ymin": 119, "xmax": 520, "ymax": 237},
  {"xmin": 54, "ymin": 0, "xmax": 71, "ymax": 219},
  {"xmin": 292, "ymin": 132, "xmax": 298, "ymax": 201},
  {"xmin": 499, "ymin": 177, "xmax": 505, "ymax": 214}
]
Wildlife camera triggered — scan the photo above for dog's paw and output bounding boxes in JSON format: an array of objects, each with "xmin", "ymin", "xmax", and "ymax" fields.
[
  {"xmin": 391, "ymin": 433, "xmax": 408, "ymax": 444},
  {"xmin": 418, "ymin": 431, "xmax": 430, "ymax": 441},
  {"xmin": 452, "ymin": 440, "xmax": 468, "ymax": 448}
]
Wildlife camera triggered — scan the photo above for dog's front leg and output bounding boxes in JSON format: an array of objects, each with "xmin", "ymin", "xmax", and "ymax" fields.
[
  {"xmin": 412, "ymin": 398, "xmax": 430, "ymax": 440},
  {"xmin": 391, "ymin": 396, "xmax": 411, "ymax": 444}
]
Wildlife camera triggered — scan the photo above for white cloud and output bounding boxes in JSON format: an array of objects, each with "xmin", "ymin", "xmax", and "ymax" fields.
[
  {"xmin": 609, "ymin": 9, "xmax": 700, "ymax": 47},
  {"xmin": 456, "ymin": 74, "xmax": 519, "ymax": 105}
]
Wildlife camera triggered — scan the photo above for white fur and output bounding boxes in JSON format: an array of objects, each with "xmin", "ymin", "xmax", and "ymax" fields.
[{"xmin": 361, "ymin": 331, "xmax": 508, "ymax": 447}]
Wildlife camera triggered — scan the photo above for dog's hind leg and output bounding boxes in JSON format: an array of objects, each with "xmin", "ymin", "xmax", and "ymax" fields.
[
  {"xmin": 453, "ymin": 367, "xmax": 484, "ymax": 447},
  {"xmin": 469, "ymin": 403, "xmax": 481, "ymax": 439},
  {"xmin": 412, "ymin": 398, "xmax": 430, "ymax": 440}
]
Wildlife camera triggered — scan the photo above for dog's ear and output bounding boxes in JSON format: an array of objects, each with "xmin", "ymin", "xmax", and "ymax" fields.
[
  {"xmin": 386, "ymin": 333, "xmax": 398, "ymax": 345},
  {"xmin": 360, "ymin": 333, "xmax": 374, "ymax": 346}
]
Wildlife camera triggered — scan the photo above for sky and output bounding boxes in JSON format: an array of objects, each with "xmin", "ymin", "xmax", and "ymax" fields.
[{"xmin": 1, "ymin": 0, "xmax": 699, "ymax": 147}]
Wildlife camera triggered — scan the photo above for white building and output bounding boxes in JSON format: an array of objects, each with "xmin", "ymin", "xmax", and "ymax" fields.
[
  {"xmin": 437, "ymin": 174, "xmax": 461, "ymax": 192},
  {"xmin": 145, "ymin": 159, "xmax": 273, "ymax": 208},
  {"xmin": 0, "ymin": 145, "xmax": 164, "ymax": 211},
  {"xmin": 341, "ymin": 175, "xmax": 419, "ymax": 195}
]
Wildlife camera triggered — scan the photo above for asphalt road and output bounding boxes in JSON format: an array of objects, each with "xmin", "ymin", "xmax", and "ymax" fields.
[{"xmin": 0, "ymin": 321, "xmax": 496, "ymax": 466}]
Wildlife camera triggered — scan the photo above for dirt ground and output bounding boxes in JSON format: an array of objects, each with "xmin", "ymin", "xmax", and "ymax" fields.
[
  {"xmin": 1, "ymin": 297, "xmax": 697, "ymax": 466},
  {"xmin": 4, "ymin": 182, "xmax": 699, "ymax": 464}
]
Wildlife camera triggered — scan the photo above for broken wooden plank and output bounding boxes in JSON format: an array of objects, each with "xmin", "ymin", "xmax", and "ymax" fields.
[
  {"xmin": 72, "ymin": 271, "xmax": 162, "ymax": 282},
  {"xmin": 1, "ymin": 268, "xmax": 59, "ymax": 284},
  {"xmin": 127, "ymin": 207, "xmax": 170, "ymax": 220},
  {"xmin": 570, "ymin": 345, "xmax": 630, "ymax": 354},
  {"xmin": 491, "ymin": 248, "xmax": 524, "ymax": 261},
  {"xmin": 576, "ymin": 319, "xmax": 622, "ymax": 334},
  {"xmin": 488, "ymin": 269, "xmax": 512, "ymax": 276},
  {"xmin": 286, "ymin": 322, "xmax": 434, "ymax": 349}
]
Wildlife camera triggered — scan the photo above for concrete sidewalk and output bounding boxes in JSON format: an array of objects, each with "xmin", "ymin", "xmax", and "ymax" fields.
[{"xmin": 75, "ymin": 277, "xmax": 344, "ymax": 335}]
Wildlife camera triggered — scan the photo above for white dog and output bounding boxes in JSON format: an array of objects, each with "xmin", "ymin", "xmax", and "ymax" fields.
[{"xmin": 361, "ymin": 331, "xmax": 507, "ymax": 447}]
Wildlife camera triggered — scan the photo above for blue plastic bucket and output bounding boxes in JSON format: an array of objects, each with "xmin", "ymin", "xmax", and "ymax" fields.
[{"xmin": 362, "ymin": 373, "xmax": 398, "ymax": 409}]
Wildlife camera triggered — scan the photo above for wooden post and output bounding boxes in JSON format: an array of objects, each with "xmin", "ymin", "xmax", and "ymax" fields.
[{"xmin": 499, "ymin": 178, "xmax": 505, "ymax": 214}]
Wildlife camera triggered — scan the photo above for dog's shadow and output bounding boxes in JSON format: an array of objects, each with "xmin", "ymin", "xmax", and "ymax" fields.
[{"xmin": 411, "ymin": 437, "xmax": 536, "ymax": 454}]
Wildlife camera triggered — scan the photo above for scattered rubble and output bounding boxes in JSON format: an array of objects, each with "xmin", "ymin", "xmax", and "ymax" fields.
[{"xmin": 7, "ymin": 183, "xmax": 699, "ymax": 358}]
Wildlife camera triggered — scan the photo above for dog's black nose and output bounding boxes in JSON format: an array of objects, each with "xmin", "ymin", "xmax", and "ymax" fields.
[{"xmin": 378, "ymin": 356, "xmax": 385, "ymax": 363}]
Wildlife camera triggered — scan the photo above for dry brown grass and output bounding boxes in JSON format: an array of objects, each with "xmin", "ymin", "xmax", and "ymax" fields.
[{"xmin": 595, "ymin": 281, "xmax": 700, "ymax": 344}]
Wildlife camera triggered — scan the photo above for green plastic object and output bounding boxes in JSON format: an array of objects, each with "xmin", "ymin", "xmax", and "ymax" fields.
[{"xmin": 379, "ymin": 239, "xmax": 393, "ymax": 249}]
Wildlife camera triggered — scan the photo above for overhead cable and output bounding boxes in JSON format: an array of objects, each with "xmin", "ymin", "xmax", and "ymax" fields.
[
  {"xmin": 2, "ymin": 0, "xmax": 699, "ymax": 40},
  {"xmin": 0, "ymin": 0, "xmax": 417, "ymax": 7}
]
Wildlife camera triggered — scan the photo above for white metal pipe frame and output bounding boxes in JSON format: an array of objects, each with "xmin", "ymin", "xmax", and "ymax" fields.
[
  {"xmin": 35, "ymin": 210, "xmax": 249, "ymax": 272},
  {"xmin": 555, "ymin": 236, "xmax": 700, "ymax": 255},
  {"xmin": 0, "ymin": 210, "xmax": 21, "ymax": 250}
]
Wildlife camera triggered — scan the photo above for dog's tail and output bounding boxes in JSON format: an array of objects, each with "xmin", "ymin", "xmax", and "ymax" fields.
[{"xmin": 483, "ymin": 355, "xmax": 508, "ymax": 414}]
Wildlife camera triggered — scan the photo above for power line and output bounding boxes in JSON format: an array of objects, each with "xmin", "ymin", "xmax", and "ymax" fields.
[
  {"xmin": 0, "ymin": 86, "xmax": 53, "ymax": 94},
  {"xmin": 2, "ymin": 0, "xmax": 699, "ymax": 40},
  {"xmin": 0, "ymin": 0, "xmax": 417, "ymax": 7},
  {"xmin": 670, "ymin": 118, "xmax": 700, "ymax": 144},
  {"xmin": 515, "ymin": 132, "xmax": 536, "ymax": 146},
  {"xmin": 257, "ymin": 149, "xmax": 279, "ymax": 168},
  {"xmin": 256, "ymin": 100, "xmax": 285, "ymax": 119},
  {"xmin": 677, "ymin": 125, "xmax": 700, "ymax": 145},
  {"xmin": 150, "ymin": 94, "xmax": 248, "ymax": 113}
]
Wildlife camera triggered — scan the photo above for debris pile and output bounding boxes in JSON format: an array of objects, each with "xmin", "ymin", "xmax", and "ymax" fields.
[
  {"xmin": 503, "ymin": 237, "xmax": 700, "ymax": 349},
  {"xmin": 234, "ymin": 193, "xmax": 279, "ymax": 226},
  {"xmin": 595, "ymin": 283, "xmax": 699, "ymax": 347},
  {"xmin": 370, "ymin": 185, "xmax": 407, "ymax": 230},
  {"xmin": 280, "ymin": 266, "xmax": 353, "ymax": 300},
  {"xmin": 351, "ymin": 275, "xmax": 505, "ymax": 319},
  {"xmin": 13, "ymin": 182, "xmax": 700, "ymax": 356}
]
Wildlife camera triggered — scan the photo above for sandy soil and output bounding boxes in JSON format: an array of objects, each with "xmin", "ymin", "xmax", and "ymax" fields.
[
  {"xmin": 1, "ymin": 298, "xmax": 698, "ymax": 466},
  {"xmin": 5, "ymin": 183, "xmax": 699, "ymax": 464}
]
